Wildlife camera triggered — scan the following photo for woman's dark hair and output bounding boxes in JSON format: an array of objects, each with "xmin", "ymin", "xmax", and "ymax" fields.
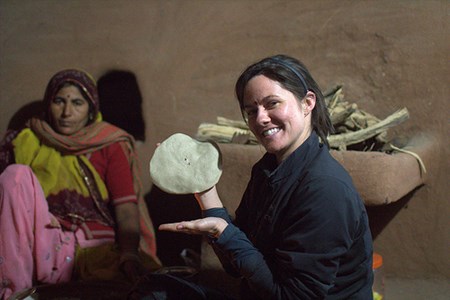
[{"xmin": 235, "ymin": 54, "xmax": 334, "ymax": 147}]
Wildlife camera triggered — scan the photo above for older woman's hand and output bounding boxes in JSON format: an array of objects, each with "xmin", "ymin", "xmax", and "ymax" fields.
[
  {"xmin": 120, "ymin": 258, "xmax": 145, "ymax": 283},
  {"xmin": 159, "ymin": 217, "xmax": 228, "ymax": 239}
]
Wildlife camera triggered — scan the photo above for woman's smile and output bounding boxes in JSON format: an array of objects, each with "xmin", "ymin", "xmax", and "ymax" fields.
[{"xmin": 262, "ymin": 127, "xmax": 281, "ymax": 137}]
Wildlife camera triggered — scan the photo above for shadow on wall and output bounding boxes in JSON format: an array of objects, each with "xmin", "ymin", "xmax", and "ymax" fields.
[
  {"xmin": 7, "ymin": 100, "xmax": 43, "ymax": 130},
  {"xmin": 97, "ymin": 70, "xmax": 146, "ymax": 141},
  {"xmin": 366, "ymin": 188, "xmax": 418, "ymax": 240},
  {"xmin": 145, "ymin": 186, "xmax": 202, "ymax": 267}
]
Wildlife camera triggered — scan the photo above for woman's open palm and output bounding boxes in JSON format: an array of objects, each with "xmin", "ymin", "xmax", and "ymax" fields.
[{"xmin": 159, "ymin": 217, "xmax": 228, "ymax": 238}]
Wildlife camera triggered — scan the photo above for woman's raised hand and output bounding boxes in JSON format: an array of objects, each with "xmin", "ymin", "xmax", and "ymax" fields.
[{"xmin": 194, "ymin": 185, "xmax": 223, "ymax": 210}]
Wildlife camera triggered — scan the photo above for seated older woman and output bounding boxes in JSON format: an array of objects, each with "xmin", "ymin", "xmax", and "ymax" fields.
[{"xmin": 0, "ymin": 69, "xmax": 160, "ymax": 299}]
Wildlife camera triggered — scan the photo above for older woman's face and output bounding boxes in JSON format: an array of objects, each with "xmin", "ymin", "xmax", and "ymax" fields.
[{"xmin": 49, "ymin": 85, "xmax": 90, "ymax": 135}]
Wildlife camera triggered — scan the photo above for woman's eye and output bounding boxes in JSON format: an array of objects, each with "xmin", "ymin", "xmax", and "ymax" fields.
[
  {"xmin": 266, "ymin": 101, "xmax": 279, "ymax": 109},
  {"xmin": 245, "ymin": 109, "xmax": 257, "ymax": 117},
  {"xmin": 73, "ymin": 99, "xmax": 86, "ymax": 106},
  {"xmin": 53, "ymin": 98, "xmax": 63, "ymax": 104}
]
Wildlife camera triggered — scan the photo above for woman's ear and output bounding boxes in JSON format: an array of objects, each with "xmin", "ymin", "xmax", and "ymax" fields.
[{"xmin": 302, "ymin": 91, "xmax": 316, "ymax": 117}]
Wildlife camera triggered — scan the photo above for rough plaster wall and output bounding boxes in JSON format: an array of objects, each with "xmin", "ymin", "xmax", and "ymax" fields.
[{"xmin": 1, "ymin": 0, "xmax": 448, "ymax": 278}]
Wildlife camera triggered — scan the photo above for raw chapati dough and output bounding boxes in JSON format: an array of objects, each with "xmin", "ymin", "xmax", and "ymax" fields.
[{"xmin": 149, "ymin": 133, "xmax": 222, "ymax": 194}]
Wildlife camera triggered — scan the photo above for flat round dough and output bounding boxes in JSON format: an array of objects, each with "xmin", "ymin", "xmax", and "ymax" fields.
[{"xmin": 149, "ymin": 133, "xmax": 222, "ymax": 194}]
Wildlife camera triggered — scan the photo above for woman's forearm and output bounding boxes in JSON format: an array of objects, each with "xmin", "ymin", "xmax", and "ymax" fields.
[
  {"xmin": 115, "ymin": 202, "xmax": 140, "ymax": 255},
  {"xmin": 194, "ymin": 185, "xmax": 223, "ymax": 210}
]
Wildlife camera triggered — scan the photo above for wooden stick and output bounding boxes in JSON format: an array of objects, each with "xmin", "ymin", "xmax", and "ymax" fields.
[
  {"xmin": 216, "ymin": 116, "xmax": 249, "ymax": 129},
  {"xmin": 196, "ymin": 123, "xmax": 258, "ymax": 144},
  {"xmin": 326, "ymin": 86, "xmax": 344, "ymax": 111},
  {"xmin": 330, "ymin": 103, "xmax": 357, "ymax": 125},
  {"xmin": 328, "ymin": 108, "xmax": 409, "ymax": 149}
]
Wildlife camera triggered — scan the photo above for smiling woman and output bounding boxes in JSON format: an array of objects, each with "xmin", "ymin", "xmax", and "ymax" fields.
[
  {"xmin": 158, "ymin": 55, "xmax": 374, "ymax": 299},
  {"xmin": 241, "ymin": 75, "xmax": 316, "ymax": 163},
  {"xmin": 0, "ymin": 69, "xmax": 161, "ymax": 299}
]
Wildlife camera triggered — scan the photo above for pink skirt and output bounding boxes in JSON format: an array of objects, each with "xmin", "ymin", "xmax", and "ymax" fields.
[{"xmin": 0, "ymin": 165, "xmax": 77, "ymax": 299}]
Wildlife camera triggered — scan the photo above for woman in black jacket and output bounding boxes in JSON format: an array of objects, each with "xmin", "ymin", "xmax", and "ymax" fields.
[{"xmin": 160, "ymin": 54, "xmax": 373, "ymax": 299}]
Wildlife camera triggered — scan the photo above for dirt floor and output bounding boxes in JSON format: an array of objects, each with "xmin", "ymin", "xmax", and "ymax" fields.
[{"xmin": 385, "ymin": 277, "xmax": 450, "ymax": 300}]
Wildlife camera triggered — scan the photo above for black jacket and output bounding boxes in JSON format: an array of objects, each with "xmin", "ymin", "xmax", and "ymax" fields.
[{"xmin": 204, "ymin": 132, "xmax": 373, "ymax": 299}]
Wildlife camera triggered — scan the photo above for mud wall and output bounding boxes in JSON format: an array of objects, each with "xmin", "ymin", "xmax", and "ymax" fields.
[{"xmin": 1, "ymin": 0, "xmax": 448, "ymax": 279}]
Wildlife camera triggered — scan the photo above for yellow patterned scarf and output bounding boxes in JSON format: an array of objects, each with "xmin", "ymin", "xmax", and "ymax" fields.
[{"xmin": 13, "ymin": 127, "xmax": 109, "ymax": 206}]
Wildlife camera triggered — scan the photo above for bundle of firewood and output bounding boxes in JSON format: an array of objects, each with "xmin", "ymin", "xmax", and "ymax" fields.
[{"xmin": 196, "ymin": 85, "xmax": 409, "ymax": 151}]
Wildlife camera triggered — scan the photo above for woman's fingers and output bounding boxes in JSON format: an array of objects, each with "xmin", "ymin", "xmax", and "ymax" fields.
[
  {"xmin": 159, "ymin": 222, "xmax": 184, "ymax": 231},
  {"xmin": 159, "ymin": 217, "xmax": 228, "ymax": 238},
  {"xmin": 159, "ymin": 221, "xmax": 201, "ymax": 235}
]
